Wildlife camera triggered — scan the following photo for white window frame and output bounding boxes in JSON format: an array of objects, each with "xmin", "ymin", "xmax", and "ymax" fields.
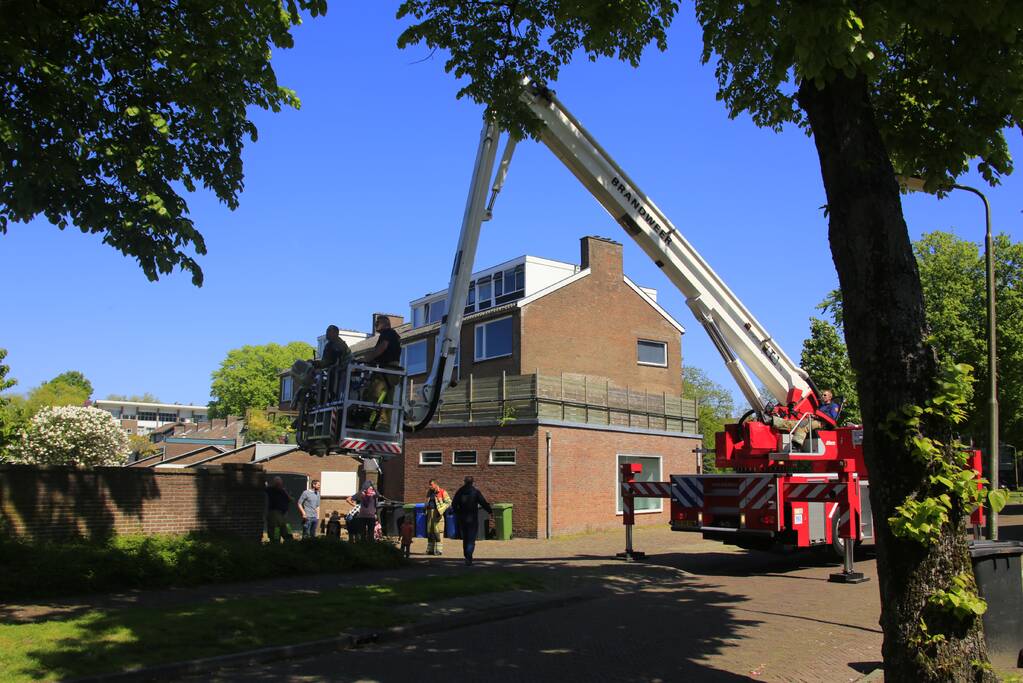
[
  {"xmin": 419, "ymin": 450, "xmax": 443, "ymax": 466},
  {"xmin": 401, "ymin": 339, "xmax": 428, "ymax": 375},
  {"xmin": 615, "ymin": 454, "xmax": 663, "ymax": 514},
  {"xmin": 489, "ymin": 449, "xmax": 516, "ymax": 465},
  {"xmin": 637, "ymin": 339, "xmax": 668, "ymax": 367},
  {"xmin": 452, "ymin": 450, "xmax": 478, "ymax": 466},
  {"xmin": 474, "ymin": 315, "xmax": 514, "ymax": 362},
  {"xmin": 280, "ymin": 376, "xmax": 294, "ymax": 402}
]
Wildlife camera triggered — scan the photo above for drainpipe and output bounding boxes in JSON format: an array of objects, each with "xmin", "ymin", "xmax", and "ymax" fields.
[{"xmin": 545, "ymin": 431, "xmax": 552, "ymax": 539}]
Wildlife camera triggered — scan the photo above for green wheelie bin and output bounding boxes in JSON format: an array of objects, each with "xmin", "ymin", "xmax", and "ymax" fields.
[{"xmin": 492, "ymin": 503, "xmax": 513, "ymax": 540}]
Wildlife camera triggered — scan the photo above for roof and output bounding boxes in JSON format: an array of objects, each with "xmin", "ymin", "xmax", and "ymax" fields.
[
  {"xmin": 399, "ymin": 303, "xmax": 519, "ymax": 342},
  {"xmin": 140, "ymin": 445, "xmax": 225, "ymax": 468},
  {"xmin": 93, "ymin": 400, "xmax": 207, "ymax": 411}
]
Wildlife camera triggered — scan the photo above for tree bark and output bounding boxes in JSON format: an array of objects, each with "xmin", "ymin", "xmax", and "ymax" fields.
[{"xmin": 797, "ymin": 74, "xmax": 991, "ymax": 681}]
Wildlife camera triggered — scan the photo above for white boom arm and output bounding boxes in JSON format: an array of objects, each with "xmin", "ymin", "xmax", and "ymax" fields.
[{"xmin": 408, "ymin": 81, "xmax": 810, "ymax": 428}]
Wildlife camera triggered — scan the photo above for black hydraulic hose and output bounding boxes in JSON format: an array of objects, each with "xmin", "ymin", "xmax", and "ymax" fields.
[{"xmin": 409, "ymin": 356, "xmax": 446, "ymax": 432}]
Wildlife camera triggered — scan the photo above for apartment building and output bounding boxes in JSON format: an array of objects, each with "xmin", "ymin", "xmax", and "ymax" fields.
[
  {"xmin": 93, "ymin": 399, "xmax": 208, "ymax": 436},
  {"xmin": 280, "ymin": 236, "xmax": 702, "ymax": 538}
]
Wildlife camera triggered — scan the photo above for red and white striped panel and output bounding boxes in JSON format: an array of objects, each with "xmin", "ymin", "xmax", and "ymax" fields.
[
  {"xmin": 339, "ymin": 438, "xmax": 402, "ymax": 455},
  {"xmin": 622, "ymin": 481, "xmax": 673, "ymax": 498},
  {"xmin": 739, "ymin": 476, "xmax": 777, "ymax": 510},
  {"xmin": 367, "ymin": 441, "xmax": 402, "ymax": 455},
  {"xmin": 785, "ymin": 482, "xmax": 846, "ymax": 502}
]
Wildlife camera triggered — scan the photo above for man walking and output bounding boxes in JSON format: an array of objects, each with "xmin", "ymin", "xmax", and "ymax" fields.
[
  {"xmin": 297, "ymin": 479, "xmax": 321, "ymax": 539},
  {"xmin": 266, "ymin": 476, "xmax": 292, "ymax": 543},
  {"xmin": 451, "ymin": 476, "xmax": 492, "ymax": 566}
]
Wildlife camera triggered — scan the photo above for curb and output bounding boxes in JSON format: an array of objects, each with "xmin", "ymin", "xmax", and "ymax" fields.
[{"xmin": 66, "ymin": 590, "xmax": 598, "ymax": 682}]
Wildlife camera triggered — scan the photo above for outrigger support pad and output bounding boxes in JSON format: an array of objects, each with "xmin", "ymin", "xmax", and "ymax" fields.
[{"xmin": 829, "ymin": 538, "xmax": 869, "ymax": 584}]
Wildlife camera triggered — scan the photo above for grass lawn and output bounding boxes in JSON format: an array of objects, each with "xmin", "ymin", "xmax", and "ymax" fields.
[{"xmin": 0, "ymin": 571, "xmax": 543, "ymax": 682}]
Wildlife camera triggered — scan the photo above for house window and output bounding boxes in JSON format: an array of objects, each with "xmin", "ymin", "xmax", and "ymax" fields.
[
  {"xmin": 477, "ymin": 276, "xmax": 492, "ymax": 310},
  {"xmin": 412, "ymin": 305, "xmax": 425, "ymax": 328},
  {"xmin": 489, "ymin": 449, "xmax": 516, "ymax": 465},
  {"xmin": 464, "ymin": 281, "xmax": 476, "ymax": 314},
  {"xmin": 637, "ymin": 339, "xmax": 668, "ymax": 367},
  {"xmin": 419, "ymin": 451, "xmax": 442, "ymax": 465},
  {"xmin": 137, "ymin": 411, "xmax": 157, "ymax": 422},
  {"xmin": 401, "ymin": 339, "xmax": 428, "ymax": 375},
  {"xmin": 280, "ymin": 376, "xmax": 294, "ymax": 402},
  {"xmin": 157, "ymin": 412, "xmax": 178, "ymax": 423},
  {"xmin": 453, "ymin": 450, "xmax": 477, "ymax": 465},
  {"xmin": 474, "ymin": 316, "xmax": 513, "ymax": 361},
  {"xmin": 616, "ymin": 455, "xmax": 663, "ymax": 513},
  {"xmin": 426, "ymin": 299, "xmax": 446, "ymax": 324}
]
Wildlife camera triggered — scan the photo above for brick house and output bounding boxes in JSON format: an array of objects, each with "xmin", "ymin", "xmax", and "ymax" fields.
[{"xmin": 281, "ymin": 236, "xmax": 702, "ymax": 538}]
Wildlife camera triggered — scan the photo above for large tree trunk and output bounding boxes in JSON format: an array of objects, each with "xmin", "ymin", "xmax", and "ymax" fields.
[{"xmin": 798, "ymin": 75, "xmax": 991, "ymax": 681}]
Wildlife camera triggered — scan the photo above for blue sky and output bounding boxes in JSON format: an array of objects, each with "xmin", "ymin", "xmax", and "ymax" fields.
[{"xmin": 2, "ymin": 4, "xmax": 1021, "ymax": 408}]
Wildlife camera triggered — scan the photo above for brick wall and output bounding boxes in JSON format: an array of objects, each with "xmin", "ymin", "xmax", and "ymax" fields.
[
  {"xmin": 254, "ymin": 451, "xmax": 364, "ymax": 517},
  {"xmin": 520, "ymin": 237, "xmax": 683, "ymax": 396},
  {"xmin": 0, "ymin": 463, "xmax": 266, "ymax": 541},
  {"xmin": 542, "ymin": 425, "xmax": 700, "ymax": 535},
  {"xmin": 403, "ymin": 424, "xmax": 539, "ymax": 538}
]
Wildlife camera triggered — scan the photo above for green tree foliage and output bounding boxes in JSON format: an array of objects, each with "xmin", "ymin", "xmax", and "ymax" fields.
[
  {"xmin": 105, "ymin": 392, "xmax": 161, "ymax": 403},
  {"xmin": 0, "ymin": 348, "xmax": 20, "ymax": 457},
  {"xmin": 397, "ymin": 1, "xmax": 1023, "ymax": 676},
  {"xmin": 50, "ymin": 371, "xmax": 93, "ymax": 398},
  {"xmin": 23, "ymin": 378, "xmax": 91, "ymax": 416},
  {"xmin": 209, "ymin": 342, "xmax": 313, "ymax": 418},
  {"xmin": 821, "ymin": 230, "xmax": 1023, "ymax": 448},
  {"xmin": 244, "ymin": 408, "xmax": 292, "ymax": 445},
  {"xmin": 800, "ymin": 318, "xmax": 861, "ymax": 425},
  {"xmin": 0, "ymin": 0, "xmax": 327, "ymax": 285},
  {"xmin": 682, "ymin": 367, "xmax": 734, "ymax": 472},
  {"xmin": 127, "ymin": 434, "xmax": 160, "ymax": 461}
]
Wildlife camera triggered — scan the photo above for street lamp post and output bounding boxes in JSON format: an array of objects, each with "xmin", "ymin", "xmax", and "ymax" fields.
[{"xmin": 897, "ymin": 175, "xmax": 999, "ymax": 540}]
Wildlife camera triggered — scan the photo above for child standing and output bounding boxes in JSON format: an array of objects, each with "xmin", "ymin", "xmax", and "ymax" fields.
[{"xmin": 399, "ymin": 515, "xmax": 415, "ymax": 558}]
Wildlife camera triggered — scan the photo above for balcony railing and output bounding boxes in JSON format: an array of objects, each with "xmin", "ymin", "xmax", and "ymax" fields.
[{"xmin": 428, "ymin": 372, "xmax": 698, "ymax": 434}]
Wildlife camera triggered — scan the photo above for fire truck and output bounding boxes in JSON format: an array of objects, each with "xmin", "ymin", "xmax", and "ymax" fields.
[{"xmin": 298, "ymin": 80, "xmax": 979, "ymax": 575}]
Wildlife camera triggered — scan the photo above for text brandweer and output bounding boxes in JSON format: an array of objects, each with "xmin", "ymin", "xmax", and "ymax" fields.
[{"xmin": 611, "ymin": 177, "xmax": 673, "ymax": 245}]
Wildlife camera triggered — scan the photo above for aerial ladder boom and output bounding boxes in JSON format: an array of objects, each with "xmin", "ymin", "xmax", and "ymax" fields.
[{"xmin": 408, "ymin": 81, "xmax": 813, "ymax": 428}]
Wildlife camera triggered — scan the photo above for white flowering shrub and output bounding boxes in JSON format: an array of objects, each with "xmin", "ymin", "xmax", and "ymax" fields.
[{"xmin": 13, "ymin": 406, "xmax": 129, "ymax": 466}]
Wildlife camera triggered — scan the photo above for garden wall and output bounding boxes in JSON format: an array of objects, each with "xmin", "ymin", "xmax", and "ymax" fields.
[{"xmin": 0, "ymin": 464, "xmax": 266, "ymax": 541}]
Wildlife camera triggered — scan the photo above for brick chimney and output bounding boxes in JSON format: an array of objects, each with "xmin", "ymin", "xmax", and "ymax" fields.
[
  {"xmin": 580, "ymin": 236, "xmax": 623, "ymax": 280},
  {"xmin": 372, "ymin": 313, "xmax": 405, "ymax": 330}
]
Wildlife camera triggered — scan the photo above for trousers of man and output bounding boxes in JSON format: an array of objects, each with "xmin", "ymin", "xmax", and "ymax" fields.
[
  {"xmin": 426, "ymin": 508, "xmax": 445, "ymax": 555},
  {"xmin": 459, "ymin": 515, "xmax": 479, "ymax": 562},
  {"xmin": 302, "ymin": 517, "xmax": 318, "ymax": 539},
  {"xmin": 267, "ymin": 510, "xmax": 289, "ymax": 542},
  {"xmin": 367, "ymin": 372, "xmax": 394, "ymax": 432}
]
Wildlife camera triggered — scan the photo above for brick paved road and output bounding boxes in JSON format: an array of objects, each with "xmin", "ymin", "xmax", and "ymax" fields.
[{"xmin": 198, "ymin": 527, "xmax": 885, "ymax": 683}]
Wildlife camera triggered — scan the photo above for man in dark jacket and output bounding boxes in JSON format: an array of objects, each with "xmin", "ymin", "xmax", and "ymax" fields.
[{"xmin": 451, "ymin": 476, "xmax": 492, "ymax": 566}]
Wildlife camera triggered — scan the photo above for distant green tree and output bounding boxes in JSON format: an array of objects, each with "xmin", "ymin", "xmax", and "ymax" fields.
[
  {"xmin": 0, "ymin": 0, "xmax": 326, "ymax": 285},
  {"xmin": 127, "ymin": 434, "xmax": 160, "ymax": 461},
  {"xmin": 50, "ymin": 371, "xmax": 93, "ymax": 398},
  {"xmin": 243, "ymin": 408, "xmax": 292, "ymax": 444},
  {"xmin": 209, "ymin": 342, "xmax": 313, "ymax": 418},
  {"xmin": 0, "ymin": 348, "xmax": 21, "ymax": 457},
  {"xmin": 800, "ymin": 318, "xmax": 861, "ymax": 425},
  {"xmin": 105, "ymin": 392, "xmax": 161, "ymax": 403},
  {"xmin": 682, "ymin": 367, "xmax": 735, "ymax": 473},
  {"xmin": 821, "ymin": 230, "xmax": 1023, "ymax": 448},
  {"xmin": 24, "ymin": 379, "xmax": 90, "ymax": 416}
]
